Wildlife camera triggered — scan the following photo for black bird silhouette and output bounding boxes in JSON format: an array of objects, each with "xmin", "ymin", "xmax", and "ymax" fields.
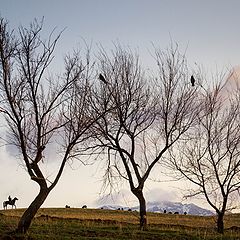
[
  {"xmin": 99, "ymin": 74, "xmax": 108, "ymax": 84},
  {"xmin": 190, "ymin": 75, "xmax": 195, "ymax": 86}
]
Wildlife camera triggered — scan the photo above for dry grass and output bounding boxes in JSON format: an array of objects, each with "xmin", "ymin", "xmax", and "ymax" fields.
[
  {"xmin": 0, "ymin": 208, "xmax": 234, "ymax": 228},
  {"xmin": 0, "ymin": 208, "xmax": 218, "ymax": 227},
  {"xmin": 0, "ymin": 208, "xmax": 240, "ymax": 239}
]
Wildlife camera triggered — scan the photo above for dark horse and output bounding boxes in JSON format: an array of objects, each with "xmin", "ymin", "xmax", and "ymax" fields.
[{"xmin": 3, "ymin": 197, "xmax": 18, "ymax": 210}]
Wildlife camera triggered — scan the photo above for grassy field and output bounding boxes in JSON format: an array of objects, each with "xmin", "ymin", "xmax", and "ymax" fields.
[{"xmin": 0, "ymin": 208, "xmax": 240, "ymax": 239}]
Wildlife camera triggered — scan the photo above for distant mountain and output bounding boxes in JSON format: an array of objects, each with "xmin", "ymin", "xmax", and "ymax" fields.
[
  {"xmin": 99, "ymin": 201, "xmax": 214, "ymax": 216},
  {"xmin": 146, "ymin": 201, "xmax": 214, "ymax": 216}
]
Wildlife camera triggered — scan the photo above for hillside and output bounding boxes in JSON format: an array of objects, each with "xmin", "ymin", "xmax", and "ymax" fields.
[{"xmin": 0, "ymin": 208, "xmax": 239, "ymax": 239}]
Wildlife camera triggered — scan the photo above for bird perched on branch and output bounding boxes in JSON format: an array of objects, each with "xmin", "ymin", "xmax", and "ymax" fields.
[
  {"xmin": 190, "ymin": 75, "xmax": 195, "ymax": 86},
  {"xmin": 99, "ymin": 73, "xmax": 108, "ymax": 84}
]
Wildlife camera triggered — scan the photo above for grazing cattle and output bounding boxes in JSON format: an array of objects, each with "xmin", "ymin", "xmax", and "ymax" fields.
[
  {"xmin": 128, "ymin": 208, "xmax": 132, "ymax": 211},
  {"xmin": 65, "ymin": 205, "xmax": 70, "ymax": 208},
  {"xmin": 168, "ymin": 212, "xmax": 172, "ymax": 214},
  {"xmin": 184, "ymin": 211, "xmax": 187, "ymax": 215},
  {"xmin": 117, "ymin": 208, "xmax": 124, "ymax": 211},
  {"xmin": 163, "ymin": 210, "xmax": 167, "ymax": 213},
  {"xmin": 174, "ymin": 212, "xmax": 179, "ymax": 214},
  {"xmin": 82, "ymin": 205, "xmax": 87, "ymax": 209},
  {"xmin": 3, "ymin": 197, "xmax": 18, "ymax": 210}
]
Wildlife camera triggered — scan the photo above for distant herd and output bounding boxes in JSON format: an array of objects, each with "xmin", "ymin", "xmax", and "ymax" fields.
[
  {"xmin": 163, "ymin": 209, "xmax": 187, "ymax": 215},
  {"xmin": 3, "ymin": 198, "xmax": 187, "ymax": 215},
  {"xmin": 64, "ymin": 205, "xmax": 187, "ymax": 214}
]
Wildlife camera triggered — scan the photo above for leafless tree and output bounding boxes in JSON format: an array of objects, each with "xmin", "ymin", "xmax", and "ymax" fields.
[
  {"xmin": 168, "ymin": 77, "xmax": 240, "ymax": 233},
  {"xmin": 89, "ymin": 44, "xmax": 198, "ymax": 230},
  {"xmin": 0, "ymin": 18, "xmax": 99, "ymax": 234}
]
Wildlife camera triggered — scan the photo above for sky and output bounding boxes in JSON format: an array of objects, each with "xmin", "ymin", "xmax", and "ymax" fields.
[{"xmin": 1, "ymin": 0, "xmax": 240, "ymax": 210}]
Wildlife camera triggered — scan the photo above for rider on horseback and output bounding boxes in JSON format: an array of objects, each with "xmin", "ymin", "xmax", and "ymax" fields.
[{"xmin": 3, "ymin": 196, "xmax": 18, "ymax": 210}]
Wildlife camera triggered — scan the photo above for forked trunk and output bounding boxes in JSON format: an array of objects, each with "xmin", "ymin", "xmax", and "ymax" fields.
[
  {"xmin": 16, "ymin": 187, "xmax": 49, "ymax": 234},
  {"xmin": 217, "ymin": 211, "xmax": 224, "ymax": 234},
  {"xmin": 133, "ymin": 189, "xmax": 147, "ymax": 231}
]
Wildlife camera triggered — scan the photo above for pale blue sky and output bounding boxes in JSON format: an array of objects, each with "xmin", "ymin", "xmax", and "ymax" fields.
[
  {"xmin": 2, "ymin": 0, "xmax": 240, "ymax": 69},
  {"xmin": 1, "ymin": 0, "xmax": 240, "ymax": 209}
]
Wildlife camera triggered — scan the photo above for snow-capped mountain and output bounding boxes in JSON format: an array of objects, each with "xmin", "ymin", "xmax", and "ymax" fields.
[
  {"xmin": 146, "ymin": 201, "xmax": 213, "ymax": 216},
  {"xmin": 99, "ymin": 201, "xmax": 214, "ymax": 216}
]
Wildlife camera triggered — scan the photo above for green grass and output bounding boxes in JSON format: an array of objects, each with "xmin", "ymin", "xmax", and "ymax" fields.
[{"xmin": 0, "ymin": 208, "xmax": 240, "ymax": 239}]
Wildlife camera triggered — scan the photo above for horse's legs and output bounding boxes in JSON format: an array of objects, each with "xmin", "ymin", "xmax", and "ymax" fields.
[{"xmin": 3, "ymin": 201, "xmax": 8, "ymax": 210}]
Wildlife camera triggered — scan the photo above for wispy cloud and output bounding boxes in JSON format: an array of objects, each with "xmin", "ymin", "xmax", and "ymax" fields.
[{"xmin": 95, "ymin": 187, "xmax": 179, "ymax": 208}]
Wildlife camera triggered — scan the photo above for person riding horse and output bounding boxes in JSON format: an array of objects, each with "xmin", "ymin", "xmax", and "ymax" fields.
[{"xmin": 3, "ymin": 197, "xmax": 18, "ymax": 210}]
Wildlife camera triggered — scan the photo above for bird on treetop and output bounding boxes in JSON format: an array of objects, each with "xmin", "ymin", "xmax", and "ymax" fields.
[
  {"xmin": 99, "ymin": 74, "xmax": 108, "ymax": 84},
  {"xmin": 190, "ymin": 75, "xmax": 195, "ymax": 86}
]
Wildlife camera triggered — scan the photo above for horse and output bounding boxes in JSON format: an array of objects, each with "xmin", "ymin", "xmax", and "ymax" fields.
[{"xmin": 3, "ymin": 197, "xmax": 18, "ymax": 210}]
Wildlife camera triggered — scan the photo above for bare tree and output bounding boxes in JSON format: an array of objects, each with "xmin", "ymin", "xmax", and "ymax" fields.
[
  {"xmin": 168, "ymin": 78, "xmax": 240, "ymax": 233},
  {"xmin": 89, "ymin": 44, "xmax": 198, "ymax": 230},
  {"xmin": 0, "ymin": 18, "xmax": 98, "ymax": 234}
]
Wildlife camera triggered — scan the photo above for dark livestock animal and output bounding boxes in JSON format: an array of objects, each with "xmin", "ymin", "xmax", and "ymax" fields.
[
  {"xmin": 65, "ymin": 205, "xmax": 70, "ymax": 208},
  {"xmin": 3, "ymin": 197, "xmax": 18, "ymax": 210},
  {"xmin": 82, "ymin": 205, "xmax": 87, "ymax": 209}
]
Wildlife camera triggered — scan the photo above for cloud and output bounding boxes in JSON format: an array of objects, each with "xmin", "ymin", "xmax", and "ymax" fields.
[
  {"xmin": 95, "ymin": 187, "xmax": 179, "ymax": 207},
  {"xmin": 95, "ymin": 189, "xmax": 137, "ymax": 207},
  {"xmin": 0, "ymin": 145, "xmax": 39, "ymax": 207},
  {"xmin": 145, "ymin": 188, "xmax": 178, "ymax": 203},
  {"xmin": 220, "ymin": 65, "xmax": 240, "ymax": 99}
]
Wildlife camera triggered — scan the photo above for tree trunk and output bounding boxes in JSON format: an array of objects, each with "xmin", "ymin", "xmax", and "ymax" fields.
[
  {"xmin": 133, "ymin": 189, "xmax": 147, "ymax": 231},
  {"xmin": 16, "ymin": 187, "xmax": 49, "ymax": 234},
  {"xmin": 217, "ymin": 212, "xmax": 224, "ymax": 234}
]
